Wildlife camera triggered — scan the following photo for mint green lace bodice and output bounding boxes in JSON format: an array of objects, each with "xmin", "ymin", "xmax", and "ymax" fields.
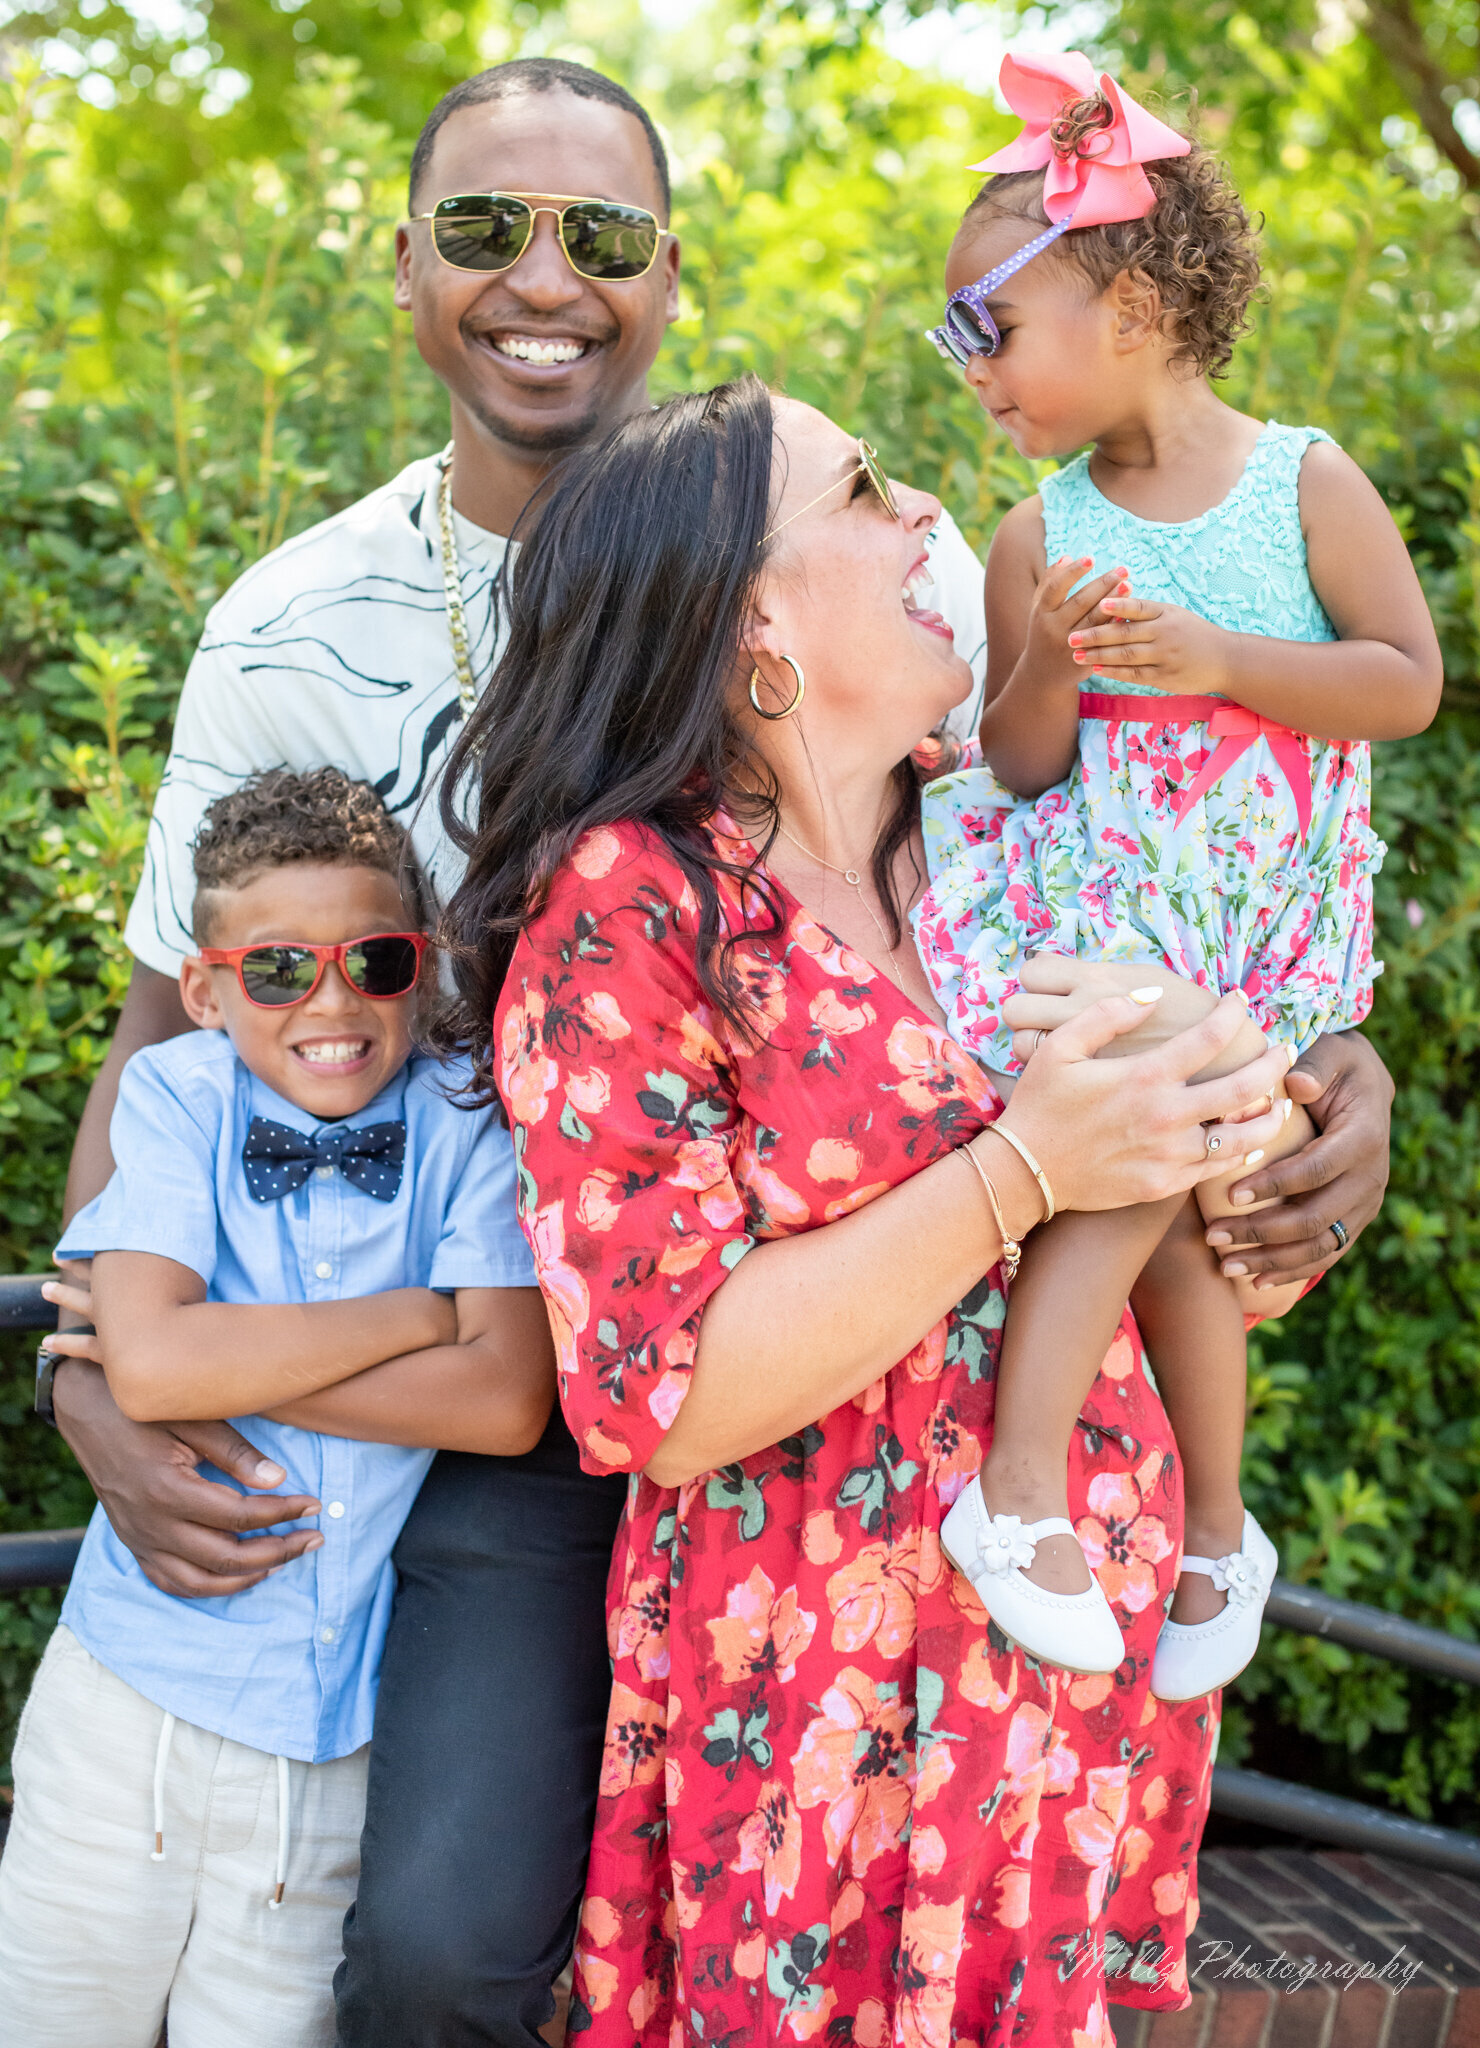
[{"xmin": 1041, "ymin": 421, "xmax": 1337, "ymax": 697}]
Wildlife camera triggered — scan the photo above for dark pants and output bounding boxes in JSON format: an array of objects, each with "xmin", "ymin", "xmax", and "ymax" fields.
[{"xmin": 335, "ymin": 1412, "xmax": 628, "ymax": 2047}]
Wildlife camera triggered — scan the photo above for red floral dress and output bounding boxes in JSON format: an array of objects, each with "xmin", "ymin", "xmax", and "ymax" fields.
[{"xmin": 497, "ymin": 819, "xmax": 1217, "ymax": 2048}]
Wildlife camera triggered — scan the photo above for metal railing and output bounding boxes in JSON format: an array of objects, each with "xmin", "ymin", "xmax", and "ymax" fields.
[{"xmin": 3, "ymin": 1273, "xmax": 1478, "ymax": 1870}]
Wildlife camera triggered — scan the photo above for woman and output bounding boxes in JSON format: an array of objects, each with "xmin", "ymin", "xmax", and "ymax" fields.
[{"xmin": 440, "ymin": 377, "xmax": 1292, "ymax": 2045}]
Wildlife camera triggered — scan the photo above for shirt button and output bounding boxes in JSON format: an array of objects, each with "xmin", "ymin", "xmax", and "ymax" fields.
[
  {"xmin": 316, "ymin": 1164, "xmax": 334, "ymax": 1180},
  {"xmin": 319, "ymin": 1626, "xmax": 337, "ymax": 1645},
  {"xmin": 315, "ymin": 1261, "xmax": 333, "ymax": 1279},
  {"xmin": 326, "ymin": 1501, "xmax": 345, "ymax": 1519}
]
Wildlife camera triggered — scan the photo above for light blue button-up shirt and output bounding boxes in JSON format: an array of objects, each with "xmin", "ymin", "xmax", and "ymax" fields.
[{"xmin": 56, "ymin": 1029, "xmax": 536, "ymax": 1762}]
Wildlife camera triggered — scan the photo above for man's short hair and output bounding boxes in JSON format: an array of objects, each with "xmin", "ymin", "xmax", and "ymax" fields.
[
  {"xmin": 408, "ymin": 58, "xmax": 671, "ymax": 218},
  {"xmin": 190, "ymin": 767, "xmax": 421, "ymax": 944}
]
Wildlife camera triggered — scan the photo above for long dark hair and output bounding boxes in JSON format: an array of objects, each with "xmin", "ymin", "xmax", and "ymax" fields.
[{"xmin": 437, "ymin": 373, "xmax": 920, "ymax": 1102}]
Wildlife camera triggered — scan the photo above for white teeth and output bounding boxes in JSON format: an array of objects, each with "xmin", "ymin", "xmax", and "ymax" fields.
[
  {"xmin": 493, "ymin": 336, "xmax": 586, "ymax": 364},
  {"xmin": 902, "ymin": 563, "xmax": 936, "ymax": 611},
  {"xmin": 297, "ymin": 1042, "xmax": 369, "ymax": 1065}
]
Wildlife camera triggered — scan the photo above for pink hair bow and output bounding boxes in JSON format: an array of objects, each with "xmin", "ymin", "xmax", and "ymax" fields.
[{"xmin": 969, "ymin": 51, "xmax": 1190, "ymax": 229}]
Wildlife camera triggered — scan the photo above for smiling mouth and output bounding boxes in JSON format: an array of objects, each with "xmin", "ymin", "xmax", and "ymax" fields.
[
  {"xmin": 486, "ymin": 334, "xmax": 595, "ymax": 366},
  {"xmin": 902, "ymin": 557, "xmax": 955, "ymax": 643},
  {"xmin": 293, "ymin": 1039, "xmax": 372, "ymax": 1068}
]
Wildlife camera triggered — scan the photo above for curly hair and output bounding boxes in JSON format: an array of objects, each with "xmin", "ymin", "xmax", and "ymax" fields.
[
  {"xmin": 965, "ymin": 97, "xmax": 1261, "ymax": 379},
  {"xmin": 190, "ymin": 766, "xmax": 423, "ymax": 942}
]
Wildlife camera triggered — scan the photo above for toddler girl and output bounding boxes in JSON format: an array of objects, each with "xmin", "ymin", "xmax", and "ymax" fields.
[{"xmin": 917, "ymin": 51, "xmax": 1441, "ymax": 1698}]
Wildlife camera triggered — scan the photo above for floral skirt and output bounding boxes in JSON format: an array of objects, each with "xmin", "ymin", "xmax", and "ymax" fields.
[
  {"xmin": 915, "ymin": 711, "xmax": 1381, "ymax": 1073},
  {"xmin": 571, "ymin": 1310, "xmax": 1217, "ymax": 2047}
]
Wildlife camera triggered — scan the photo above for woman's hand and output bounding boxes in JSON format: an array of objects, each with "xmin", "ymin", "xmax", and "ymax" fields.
[
  {"xmin": 998, "ymin": 989, "xmax": 1290, "ymax": 1214},
  {"xmin": 1002, "ymin": 960, "xmax": 1392, "ymax": 1274},
  {"xmin": 1004, "ymin": 955, "xmax": 1229, "ymax": 1059}
]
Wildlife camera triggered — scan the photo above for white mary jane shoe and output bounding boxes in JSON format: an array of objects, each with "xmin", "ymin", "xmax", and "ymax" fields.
[
  {"xmin": 940, "ymin": 1485, "xmax": 1126, "ymax": 1676},
  {"xmin": 1150, "ymin": 1511, "xmax": 1278, "ymax": 1702}
]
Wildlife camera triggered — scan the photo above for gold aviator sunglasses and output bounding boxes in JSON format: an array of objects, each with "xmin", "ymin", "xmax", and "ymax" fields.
[
  {"xmin": 762, "ymin": 438, "xmax": 900, "ymax": 544},
  {"xmin": 411, "ymin": 191, "xmax": 669, "ymax": 281}
]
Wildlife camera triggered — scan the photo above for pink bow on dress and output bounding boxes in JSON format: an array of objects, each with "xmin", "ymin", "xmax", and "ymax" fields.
[
  {"xmin": 1170, "ymin": 704, "xmax": 1314, "ymax": 839},
  {"xmin": 969, "ymin": 51, "xmax": 1191, "ymax": 228}
]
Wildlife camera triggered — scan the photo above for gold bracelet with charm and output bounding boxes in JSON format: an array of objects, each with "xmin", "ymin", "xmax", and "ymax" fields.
[{"xmin": 959, "ymin": 1142, "xmax": 1023, "ymax": 1282}]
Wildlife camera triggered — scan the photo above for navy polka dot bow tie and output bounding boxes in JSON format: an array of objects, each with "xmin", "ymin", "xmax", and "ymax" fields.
[{"xmin": 241, "ymin": 1116, "xmax": 406, "ymax": 1204}]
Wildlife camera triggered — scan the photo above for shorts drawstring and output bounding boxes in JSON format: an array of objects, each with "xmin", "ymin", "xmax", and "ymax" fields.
[
  {"xmin": 269, "ymin": 1753, "xmax": 291, "ymax": 1908},
  {"xmin": 148, "ymin": 1706, "xmax": 293, "ymax": 1910},
  {"xmin": 150, "ymin": 1712, "xmax": 176, "ymax": 1860}
]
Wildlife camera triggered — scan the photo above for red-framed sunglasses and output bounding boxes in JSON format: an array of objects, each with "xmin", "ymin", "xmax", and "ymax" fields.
[{"xmin": 197, "ymin": 932, "xmax": 428, "ymax": 1009}]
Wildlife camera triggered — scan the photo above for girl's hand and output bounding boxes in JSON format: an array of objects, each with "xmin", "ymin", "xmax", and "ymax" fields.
[
  {"xmin": 1025, "ymin": 557, "xmax": 1128, "ymax": 683},
  {"xmin": 997, "ymin": 990, "xmax": 1289, "ymax": 1214},
  {"xmin": 1069, "ymin": 594, "xmax": 1236, "ymax": 694}
]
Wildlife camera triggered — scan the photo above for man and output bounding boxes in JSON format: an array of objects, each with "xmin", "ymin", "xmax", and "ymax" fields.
[{"xmin": 49, "ymin": 54, "xmax": 1393, "ymax": 2048}]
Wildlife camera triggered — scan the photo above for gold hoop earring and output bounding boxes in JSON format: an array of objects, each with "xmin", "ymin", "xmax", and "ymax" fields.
[{"xmin": 748, "ymin": 654, "xmax": 806, "ymax": 721}]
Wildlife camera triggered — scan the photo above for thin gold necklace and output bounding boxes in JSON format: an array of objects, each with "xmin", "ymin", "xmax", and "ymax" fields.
[
  {"xmin": 436, "ymin": 445, "xmax": 478, "ymax": 717},
  {"xmin": 776, "ymin": 820, "xmax": 907, "ymax": 994}
]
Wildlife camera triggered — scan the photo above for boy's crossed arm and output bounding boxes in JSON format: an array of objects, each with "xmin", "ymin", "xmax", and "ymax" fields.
[{"xmin": 45, "ymin": 1260, "xmax": 555, "ymax": 1458}]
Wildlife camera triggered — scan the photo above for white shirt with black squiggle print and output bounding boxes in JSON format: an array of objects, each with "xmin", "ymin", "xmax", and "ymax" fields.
[{"xmin": 124, "ymin": 451, "xmax": 988, "ymax": 976}]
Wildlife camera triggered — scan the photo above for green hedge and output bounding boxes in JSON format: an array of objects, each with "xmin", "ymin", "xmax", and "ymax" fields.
[{"xmin": 2, "ymin": 23, "xmax": 1479, "ymax": 1831}]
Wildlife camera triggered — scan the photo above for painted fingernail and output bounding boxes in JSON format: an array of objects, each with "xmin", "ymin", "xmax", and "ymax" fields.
[
  {"xmin": 1129, "ymin": 985, "xmax": 1164, "ymax": 1003},
  {"xmin": 1231, "ymin": 1188, "xmax": 1255, "ymax": 1205},
  {"xmin": 1223, "ymin": 1260, "xmax": 1249, "ymax": 1277},
  {"xmin": 1283, "ymin": 1098, "xmax": 1293, "ymax": 1120},
  {"xmin": 1231, "ymin": 988, "xmax": 1249, "ymax": 1005},
  {"xmin": 1206, "ymin": 1229, "xmax": 1232, "ymax": 1246},
  {"xmin": 1068, "ymin": 633, "xmax": 1084, "ymax": 645},
  {"xmin": 1073, "ymin": 652, "xmax": 1087, "ymax": 661},
  {"xmin": 255, "ymin": 1460, "xmax": 286, "ymax": 1484},
  {"xmin": 1245, "ymin": 1149, "xmax": 1265, "ymax": 1166},
  {"xmin": 1286, "ymin": 1044, "xmax": 1299, "ymax": 1069}
]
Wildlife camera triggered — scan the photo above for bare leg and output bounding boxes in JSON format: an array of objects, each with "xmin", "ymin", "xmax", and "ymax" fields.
[
  {"xmin": 1130, "ymin": 1199, "xmax": 1250, "ymax": 1624},
  {"xmin": 979, "ymin": 1195, "xmax": 1184, "ymax": 1594},
  {"xmin": 978, "ymin": 986, "xmax": 1310, "ymax": 1606}
]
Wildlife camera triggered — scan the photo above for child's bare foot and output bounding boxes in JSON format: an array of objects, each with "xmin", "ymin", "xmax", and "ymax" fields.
[
  {"xmin": 1169, "ymin": 1507, "xmax": 1248, "ymax": 1625},
  {"xmin": 973, "ymin": 1466, "xmax": 1091, "ymax": 1596}
]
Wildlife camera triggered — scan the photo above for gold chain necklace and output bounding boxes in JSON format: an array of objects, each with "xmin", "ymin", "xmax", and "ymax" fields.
[
  {"xmin": 436, "ymin": 445, "xmax": 478, "ymax": 717},
  {"xmin": 775, "ymin": 820, "xmax": 907, "ymax": 993}
]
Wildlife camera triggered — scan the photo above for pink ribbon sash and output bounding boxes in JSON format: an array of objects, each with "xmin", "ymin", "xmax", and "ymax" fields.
[{"xmin": 1078, "ymin": 691, "xmax": 1313, "ymax": 838}]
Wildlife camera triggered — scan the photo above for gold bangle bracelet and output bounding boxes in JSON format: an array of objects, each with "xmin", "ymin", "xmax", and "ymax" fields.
[
  {"xmin": 960, "ymin": 1143, "xmax": 1022, "ymax": 1282},
  {"xmin": 984, "ymin": 1122, "xmax": 1055, "ymax": 1224}
]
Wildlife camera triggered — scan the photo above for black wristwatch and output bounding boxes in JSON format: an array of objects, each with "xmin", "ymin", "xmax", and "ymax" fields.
[{"xmin": 35, "ymin": 1325, "xmax": 93, "ymax": 1429}]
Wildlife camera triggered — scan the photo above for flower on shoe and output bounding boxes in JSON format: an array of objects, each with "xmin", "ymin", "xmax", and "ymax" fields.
[
  {"xmin": 1211, "ymin": 1549, "xmax": 1263, "ymax": 1604},
  {"xmin": 977, "ymin": 1514, "xmax": 1036, "ymax": 1575}
]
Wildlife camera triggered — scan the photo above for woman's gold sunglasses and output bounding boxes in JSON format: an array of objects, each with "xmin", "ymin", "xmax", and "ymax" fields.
[
  {"xmin": 411, "ymin": 191, "xmax": 668, "ymax": 282},
  {"xmin": 762, "ymin": 439, "xmax": 900, "ymax": 544}
]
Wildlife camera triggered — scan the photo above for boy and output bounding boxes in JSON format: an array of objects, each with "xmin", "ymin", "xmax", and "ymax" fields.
[{"xmin": 0, "ymin": 767, "xmax": 554, "ymax": 2048}]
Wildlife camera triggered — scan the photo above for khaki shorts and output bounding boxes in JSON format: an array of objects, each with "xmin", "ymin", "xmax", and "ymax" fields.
[{"xmin": 0, "ymin": 1625, "xmax": 368, "ymax": 2048}]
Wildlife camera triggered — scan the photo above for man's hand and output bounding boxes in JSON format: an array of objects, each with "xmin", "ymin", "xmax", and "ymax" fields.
[
  {"xmin": 1206, "ymin": 1030, "xmax": 1393, "ymax": 1288},
  {"xmin": 1069, "ymin": 593, "xmax": 1235, "ymax": 694},
  {"xmin": 51, "ymin": 1360, "xmax": 324, "ymax": 1598}
]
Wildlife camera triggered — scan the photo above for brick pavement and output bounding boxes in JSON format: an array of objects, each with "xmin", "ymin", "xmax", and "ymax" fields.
[{"xmin": 1110, "ymin": 1851, "xmax": 1480, "ymax": 2048}]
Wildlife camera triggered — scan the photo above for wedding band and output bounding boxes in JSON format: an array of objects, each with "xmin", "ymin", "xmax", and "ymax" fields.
[
  {"xmin": 1330, "ymin": 1219, "xmax": 1349, "ymax": 1251},
  {"xmin": 1033, "ymin": 1029, "xmax": 1047, "ymax": 1054},
  {"xmin": 1205, "ymin": 1131, "xmax": 1223, "ymax": 1156}
]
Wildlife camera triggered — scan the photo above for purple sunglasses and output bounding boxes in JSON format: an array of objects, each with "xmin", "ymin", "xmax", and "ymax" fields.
[{"xmin": 925, "ymin": 211, "xmax": 1076, "ymax": 366}]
